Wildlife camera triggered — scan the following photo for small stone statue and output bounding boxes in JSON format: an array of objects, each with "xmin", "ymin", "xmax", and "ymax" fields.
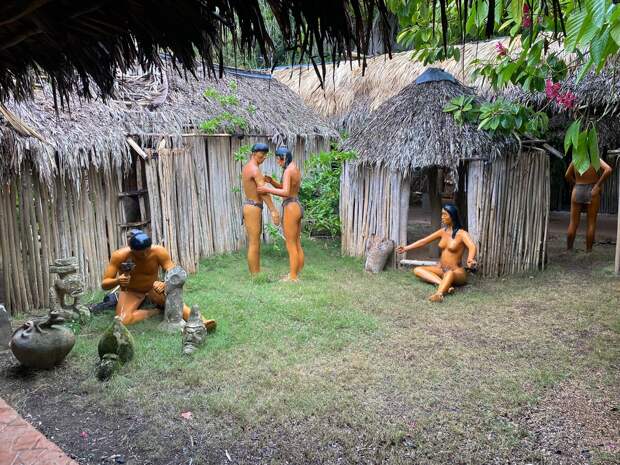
[
  {"xmin": 96, "ymin": 316, "xmax": 135, "ymax": 381},
  {"xmin": 182, "ymin": 305, "xmax": 207, "ymax": 355},
  {"xmin": 0, "ymin": 304, "xmax": 12, "ymax": 350},
  {"xmin": 10, "ymin": 310, "xmax": 76, "ymax": 369},
  {"xmin": 158, "ymin": 266, "xmax": 187, "ymax": 333},
  {"xmin": 49, "ymin": 257, "xmax": 90, "ymax": 321}
]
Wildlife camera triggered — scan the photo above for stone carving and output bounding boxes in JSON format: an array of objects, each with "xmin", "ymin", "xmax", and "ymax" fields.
[
  {"xmin": 96, "ymin": 316, "xmax": 135, "ymax": 381},
  {"xmin": 49, "ymin": 257, "xmax": 90, "ymax": 321},
  {"xmin": 365, "ymin": 235, "xmax": 395, "ymax": 273},
  {"xmin": 0, "ymin": 304, "xmax": 11, "ymax": 350},
  {"xmin": 158, "ymin": 266, "xmax": 187, "ymax": 333},
  {"xmin": 10, "ymin": 310, "xmax": 76, "ymax": 369},
  {"xmin": 182, "ymin": 305, "xmax": 207, "ymax": 355}
]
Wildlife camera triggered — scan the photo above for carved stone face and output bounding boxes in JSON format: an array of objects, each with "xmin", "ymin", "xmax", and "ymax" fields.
[{"xmin": 182, "ymin": 326, "xmax": 205, "ymax": 354}]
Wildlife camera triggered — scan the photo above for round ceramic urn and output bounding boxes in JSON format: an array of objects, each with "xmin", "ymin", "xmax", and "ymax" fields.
[{"xmin": 10, "ymin": 312, "xmax": 75, "ymax": 369}]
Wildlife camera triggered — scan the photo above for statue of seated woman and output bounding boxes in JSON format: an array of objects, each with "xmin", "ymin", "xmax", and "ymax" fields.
[{"xmin": 397, "ymin": 204, "xmax": 477, "ymax": 302}]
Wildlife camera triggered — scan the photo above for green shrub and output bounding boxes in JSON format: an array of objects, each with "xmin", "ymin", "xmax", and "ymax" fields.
[{"xmin": 299, "ymin": 148, "xmax": 355, "ymax": 237}]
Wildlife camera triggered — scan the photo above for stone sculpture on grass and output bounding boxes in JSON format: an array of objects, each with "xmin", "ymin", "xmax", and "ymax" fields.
[
  {"xmin": 182, "ymin": 305, "xmax": 207, "ymax": 355},
  {"xmin": 50, "ymin": 257, "xmax": 90, "ymax": 321},
  {"xmin": 96, "ymin": 316, "xmax": 135, "ymax": 381}
]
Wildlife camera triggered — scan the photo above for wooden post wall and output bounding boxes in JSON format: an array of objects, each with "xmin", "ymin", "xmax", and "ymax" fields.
[
  {"xmin": 340, "ymin": 163, "xmax": 410, "ymax": 266},
  {"xmin": 467, "ymin": 151, "xmax": 550, "ymax": 277}
]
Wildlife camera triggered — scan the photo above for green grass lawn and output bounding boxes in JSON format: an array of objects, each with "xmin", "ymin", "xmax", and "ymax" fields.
[{"xmin": 2, "ymin": 238, "xmax": 619, "ymax": 465}]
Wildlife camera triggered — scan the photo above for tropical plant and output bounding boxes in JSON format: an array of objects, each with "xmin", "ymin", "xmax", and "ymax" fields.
[
  {"xmin": 299, "ymin": 148, "xmax": 356, "ymax": 237},
  {"xmin": 388, "ymin": 0, "xmax": 620, "ymax": 172}
]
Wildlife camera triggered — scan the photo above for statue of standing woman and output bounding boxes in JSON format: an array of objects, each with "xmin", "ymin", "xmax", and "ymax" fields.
[
  {"xmin": 397, "ymin": 204, "xmax": 476, "ymax": 302},
  {"xmin": 257, "ymin": 147, "xmax": 304, "ymax": 282}
]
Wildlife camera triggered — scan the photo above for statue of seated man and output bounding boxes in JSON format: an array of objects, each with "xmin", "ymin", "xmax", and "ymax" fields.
[{"xmin": 101, "ymin": 230, "xmax": 216, "ymax": 330}]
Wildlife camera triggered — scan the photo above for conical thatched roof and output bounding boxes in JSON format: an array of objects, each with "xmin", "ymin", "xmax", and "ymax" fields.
[
  {"xmin": 0, "ymin": 67, "xmax": 337, "ymax": 186},
  {"xmin": 343, "ymin": 69, "xmax": 518, "ymax": 173}
]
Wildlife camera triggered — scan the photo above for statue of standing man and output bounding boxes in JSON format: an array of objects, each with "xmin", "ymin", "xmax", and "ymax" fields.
[
  {"xmin": 241, "ymin": 143, "xmax": 281, "ymax": 275},
  {"xmin": 565, "ymin": 159, "xmax": 612, "ymax": 252}
]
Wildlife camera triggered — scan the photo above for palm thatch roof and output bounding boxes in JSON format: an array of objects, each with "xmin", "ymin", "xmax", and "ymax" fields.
[
  {"xmin": 0, "ymin": 0, "xmax": 391, "ymax": 102},
  {"xmin": 342, "ymin": 69, "xmax": 518, "ymax": 173},
  {"xmin": 274, "ymin": 38, "xmax": 515, "ymax": 131},
  {"xmin": 0, "ymin": 67, "xmax": 337, "ymax": 186}
]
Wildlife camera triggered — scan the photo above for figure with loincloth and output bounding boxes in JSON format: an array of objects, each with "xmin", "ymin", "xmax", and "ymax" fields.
[
  {"xmin": 257, "ymin": 147, "xmax": 304, "ymax": 282},
  {"xmin": 397, "ymin": 204, "xmax": 476, "ymax": 302},
  {"xmin": 101, "ymin": 230, "xmax": 216, "ymax": 330},
  {"xmin": 565, "ymin": 159, "xmax": 612, "ymax": 252},
  {"xmin": 242, "ymin": 143, "xmax": 281, "ymax": 275}
]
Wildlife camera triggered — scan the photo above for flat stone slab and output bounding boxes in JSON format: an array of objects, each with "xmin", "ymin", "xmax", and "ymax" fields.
[{"xmin": 0, "ymin": 397, "xmax": 78, "ymax": 465}]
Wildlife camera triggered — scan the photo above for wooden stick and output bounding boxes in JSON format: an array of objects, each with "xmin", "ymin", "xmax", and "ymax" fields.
[{"xmin": 126, "ymin": 136, "xmax": 148, "ymax": 160}]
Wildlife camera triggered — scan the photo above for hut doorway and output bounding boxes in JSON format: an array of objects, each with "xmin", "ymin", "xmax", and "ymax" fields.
[{"xmin": 405, "ymin": 167, "xmax": 465, "ymax": 261}]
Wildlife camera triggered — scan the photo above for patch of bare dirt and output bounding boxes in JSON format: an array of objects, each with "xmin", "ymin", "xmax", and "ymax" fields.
[{"xmin": 512, "ymin": 379, "xmax": 620, "ymax": 464}]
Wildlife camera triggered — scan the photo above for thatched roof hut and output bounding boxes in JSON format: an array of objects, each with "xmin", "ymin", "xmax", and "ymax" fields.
[
  {"xmin": 0, "ymin": 0, "xmax": 391, "ymax": 102},
  {"xmin": 340, "ymin": 69, "xmax": 550, "ymax": 278},
  {"xmin": 343, "ymin": 69, "xmax": 518, "ymax": 173},
  {"xmin": 1, "ymin": 68, "xmax": 336, "ymax": 186},
  {"xmin": 0, "ymin": 68, "xmax": 337, "ymax": 314}
]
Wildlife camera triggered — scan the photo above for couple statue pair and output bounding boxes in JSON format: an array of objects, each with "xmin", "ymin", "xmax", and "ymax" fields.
[
  {"xmin": 100, "ymin": 144, "xmax": 304, "ymax": 328},
  {"xmin": 242, "ymin": 143, "xmax": 304, "ymax": 282}
]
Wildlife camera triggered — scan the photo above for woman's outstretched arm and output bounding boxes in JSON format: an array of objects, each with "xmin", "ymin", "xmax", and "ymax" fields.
[{"xmin": 396, "ymin": 229, "xmax": 443, "ymax": 254}]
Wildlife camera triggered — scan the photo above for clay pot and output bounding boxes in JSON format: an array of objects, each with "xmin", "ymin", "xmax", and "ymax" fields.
[{"xmin": 10, "ymin": 312, "xmax": 75, "ymax": 369}]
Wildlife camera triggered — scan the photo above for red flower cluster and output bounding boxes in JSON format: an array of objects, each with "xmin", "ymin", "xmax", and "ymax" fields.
[
  {"xmin": 545, "ymin": 79, "xmax": 577, "ymax": 109},
  {"xmin": 495, "ymin": 42, "xmax": 508, "ymax": 57},
  {"xmin": 522, "ymin": 3, "xmax": 532, "ymax": 28},
  {"xmin": 545, "ymin": 79, "xmax": 561, "ymax": 99},
  {"xmin": 557, "ymin": 92, "xmax": 577, "ymax": 109}
]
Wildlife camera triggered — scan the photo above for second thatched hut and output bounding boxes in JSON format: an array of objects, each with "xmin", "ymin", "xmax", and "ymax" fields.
[{"xmin": 341, "ymin": 68, "xmax": 550, "ymax": 277}]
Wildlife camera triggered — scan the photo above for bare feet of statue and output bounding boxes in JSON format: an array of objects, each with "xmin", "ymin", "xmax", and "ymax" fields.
[
  {"xmin": 429, "ymin": 292, "xmax": 444, "ymax": 302},
  {"xmin": 280, "ymin": 274, "xmax": 299, "ymax": 283},
  {"xmin": 204, "ymin": 319, "xmax": 217, "ymax": 333}
]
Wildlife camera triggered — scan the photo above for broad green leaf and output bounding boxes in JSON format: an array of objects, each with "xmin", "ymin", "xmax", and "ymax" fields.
[
  {"xmin": 588, "ymin": 127, "xmax": 601, "ymax": 171},
  {"xmin": 611, "ymin": 24, "xmax": 620, "ymax": 46},
  {"xmin": 564, "ymin": 120, "xmax": 581, "ymax": 154},
  {"xmin": 611, "ymin": 5, "xmax": 620, "ymax": 23},
  {"xmin": 577, "ymin": 14, "xmax": 601, "ymax": 45},
  {"xmin": 599, "ymin": 36, "xmax": 619, "ymax": 72},
  {"xmin": 590, "ymin": 30, "xmax": 609, "ymax": 65},
  {"xmin": 573, "ymin": 147, "xmax": 591, "ymax": 174},
  {"xmin": 565, "ymin": 9, "xmax": 587, "ymax": 50},
  {"xmin": 586, "ymin": 0, "xmax": 606, "ymax": 27},
  {"xmin": 475, "ymin": 0, "xmax": 489, "ymax": 28}
]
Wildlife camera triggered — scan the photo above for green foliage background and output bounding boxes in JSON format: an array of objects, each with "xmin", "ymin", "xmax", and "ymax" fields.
[{"xmin": 299, "ymin": 149, "xmax": 356, "ymax": 237}]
